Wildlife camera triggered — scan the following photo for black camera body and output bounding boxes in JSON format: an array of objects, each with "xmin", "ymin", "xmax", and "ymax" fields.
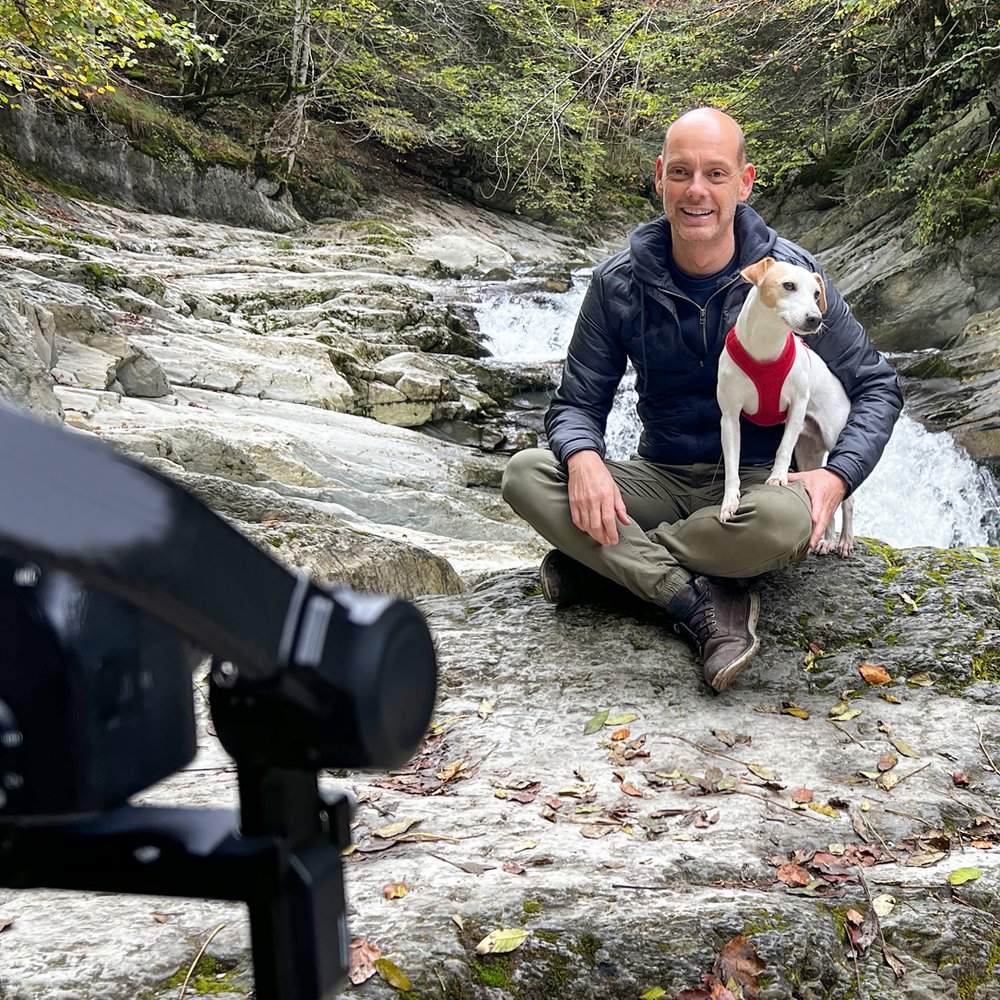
[
  {"xmin": 0, "ymin": 559, "xmax": 197, "ymax": 816},
  {"xmin": 0, "ymin": 404, "xmax": 438, "ymax": 1000}
]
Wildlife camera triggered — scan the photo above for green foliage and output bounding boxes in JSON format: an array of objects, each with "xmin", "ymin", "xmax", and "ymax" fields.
[{"xmin": 0, "ymin": 0, "xmax": 219, "ymax": 108}]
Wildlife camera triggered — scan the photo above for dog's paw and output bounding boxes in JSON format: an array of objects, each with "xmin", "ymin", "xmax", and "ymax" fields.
[
  {"xmin": 837, "ymin": 534, "xmax": 855, "ymax": 558},
  {"xmin": 765, "ymin": 474, "xmax": 789, "ymax": 487},
  {"xmin": 719, "ymin": 495, "xmax": 740, "ymax": 522}
]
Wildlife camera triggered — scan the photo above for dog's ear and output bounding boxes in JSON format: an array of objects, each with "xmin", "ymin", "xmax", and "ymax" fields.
[
  {"xmin": 739, "ymin": 257, "xmax": 775, "ymax": 287},
  {"xmin": 813, "ymin": 272, "xmax": 828, "ymax": 313}
]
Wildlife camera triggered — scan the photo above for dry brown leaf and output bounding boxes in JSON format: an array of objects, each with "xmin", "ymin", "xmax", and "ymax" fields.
[
  {"xmin": 776, "ymin": 863, "xmax": 811, "ymax": 887},
  {"xmin": 383, "ymin": 881, "xmax": 408, "ymax": 899},
  {"xmin": 610, "ymin": 728, "xmax": 631, "ymax": 741},
  {"xmin": 714, "ymin": 935, "xmax": 766, "ymax": 999},
  {"xmin": 971, "ymin": 839, "xmax": 994, "ymax": 849},
  {"xmin": 503, "ymin": 861, "xmax": 525, "ymax": 875},
  {"xmin": 151, "ymin": 913, "xmax": 168, "ymax": 924},
  {"xmin": 349, "ymin": 938, "xmax": 381, "ymax": 985},
  {"xmin": 877, "ymin": 752, "xmax": 899, "ymax": 772},
  {"xmin": 859, "ymin": 663, "xmax": 891, "ymax": 685},
  {"xmin": 0, "ymin": 917, "xmax": 14, "ymax": 933},
  {"xmin": 620, "ymin": 781, "xmax": 645, "ymax": 798},
  {"xmin": 952, "ymin": 772, "xmax": 970, "ymax": 787},
  {"xmin": 791, "ymin": 787, "xmax": 813, "ymax": 804},
  {"xmin": 436, "ymin": 761, "xmax": 464, "ymax": 782}
]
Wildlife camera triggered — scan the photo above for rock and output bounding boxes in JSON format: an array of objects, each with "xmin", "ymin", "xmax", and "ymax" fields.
[{"xmin": 0, "ymin": 286, "xmax": 62, "ymax": 418}]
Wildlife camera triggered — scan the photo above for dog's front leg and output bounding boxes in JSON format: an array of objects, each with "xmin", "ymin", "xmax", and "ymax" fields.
[
  {"xmin": 719, "ymin": 407, "xmax": 742, "ymax": 522},
  {"xmin": 766, "ymin": 399, "xmax": 808, "ymax": 486}
]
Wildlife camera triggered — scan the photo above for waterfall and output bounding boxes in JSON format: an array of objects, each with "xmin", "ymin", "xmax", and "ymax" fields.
[{"xmin": 473, "ymin": 273, "xmax": 1000, "ymax": 549}]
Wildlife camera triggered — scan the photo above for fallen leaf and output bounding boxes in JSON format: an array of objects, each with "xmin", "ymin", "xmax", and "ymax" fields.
[
  {"xmin": 606, "ymin": 712, "xmax": 639, "ymax": 726},
  {"xmin": 971, "ymin": 839, "xmax": 994, "ymax": 849},
  {"xmin": 791, "ymin": 787, "xmax": 813, "ymax": 804},
  {"xmin": 581, "ymin": 824, "xmax": 613, "ymax": 839},
  {"xmin": 374, "ymin": 818, "xmax": 421, "ymax": 839},
  {"xmin": 890, "ymin": 738, "xmax": 920, "ymax": 758},
  {"xmin": 747, "ymin": 763, "xmax": 778, "ymax": 781},
  {"xmin": 777, "ymin": 863, "xmax": 811, "ymax": 887},
  {"xmin": 713, "ymin": 935, "xmax": 765, "ymax": 998},
  {"xmin": 952, "ymin": 772, "xmax": 969, "ymax": 787},
  {"xmin": 475, "ymin": 928, "xmax": 527, "ymax": 955},
  {"xmin": 947, "ymin": 867, "xmax": 982, "ymax": 885},
  {"xmin": 901, "ymin": 592, "xmax": 919, "ymax": 612},
  {"xmin": 872, "ymin": 894, "xmax": 896, "ymax": 917},
  {"xmin": 781, "ymin": 705, "xmax": 810, "ymax": 720},
  {"xmin": 620, "ymin": 781, "xmax": 645, "ymax": 798},
  {"xmin": 349, "ymin": 939, "xmax": 381, "ymax": 985},
  {"xmin": 877, "ymin": 770, "xmax": 899, "ymax": 791},
  {"xmin": 877, "ymin": 752, "xmax": 899, "ymax": 772},
  {"xmin": 610, "ymin": 728, "xmax": 631, "ymax": 741},
  {"xmin": 859, "ymin": 663, "xmax": 891, "ymax": 685},
  {"xmin": 383, "ymin": 881, "xmax": 408, "ymax": 899},
  {"xmin": 808, "ymin": 803, "xmax": 840, "ymax": 818},
  {"xmin": 907, "ymin": 671, "xmax": 934, "ymax": 687},
  {"xmin": 583, "ymin": 709, "xmax": 609, "ymax": 735},
  {"xmin": 882, "ymin": 941, "xmax": 906, "ymax": 978},
  {"xmin": 829, "ymin": 699, "xmax": 861, "ymax": 720},
  {"xmin": 906, "ymin": 851, "xmax": 946, "ymax": 867},
  {"xmin": 514, "ymin": 839, "xmax": 539, "ymax": 852},
  {"xmin": 477, "ymin": 698, "xmax": 495, "ymax": 720},
  {"xmin": 503, "ymin": 861, "xmax": 525, "ymax": 875},
  {"xmin": 451, "ymin": 914, "xmax": 464, "ymax": 930},
  {"xmin": 428, "ymin": 853, "xmax": 495, "ymax": 875},
  {"xmin": 151, "ymin": 913, "xmax": 168, "ymax": 924},
  {"xmin": 375, "ymin": 958, "xmax": 412, "ymax": 990},
  {"xmin": 880, "ymin": 692, "xmax": 902, "ymax": 704},
  {"xmin": 640, "ymin": 989, "xmax": 667, "ymax": 1000},
  {"xmin": 713, "ymin": 729, "xmax": 736, "ymax": 747},
  {"xmin": 436, "ymin": 761, "xmax": 465, "ymax": 782}
]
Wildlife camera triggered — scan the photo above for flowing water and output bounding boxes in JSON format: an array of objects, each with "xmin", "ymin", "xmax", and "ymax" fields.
[{"xmin": 473, "ymin": 272, "xmax": 1000, "ymax": 548}]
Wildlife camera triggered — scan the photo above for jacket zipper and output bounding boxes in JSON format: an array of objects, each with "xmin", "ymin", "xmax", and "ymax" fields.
[{"xmin": 660, "ymin": 274, "xmax": 743, "ymax": 362}]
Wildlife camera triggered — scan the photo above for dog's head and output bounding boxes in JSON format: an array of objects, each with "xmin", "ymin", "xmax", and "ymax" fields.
[{"xmin": 740, "ymin": 257, "xmax": 827, "ymax": 335}]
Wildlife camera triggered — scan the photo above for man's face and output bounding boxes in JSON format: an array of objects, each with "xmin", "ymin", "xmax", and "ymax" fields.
[{"xmin": 654, "ymin": 113, "xmax": 755, "ymax": 255}]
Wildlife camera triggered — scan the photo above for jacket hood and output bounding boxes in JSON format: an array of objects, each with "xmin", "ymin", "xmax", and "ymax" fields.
[{"xmin": 628, "ymin": 203, "xmax": 778, "ymax": 290}]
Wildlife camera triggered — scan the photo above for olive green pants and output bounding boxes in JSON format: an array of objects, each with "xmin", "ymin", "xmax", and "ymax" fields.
[{"xmin": 501, "ymin": 449, "xmax": 812, "ymax": 607}]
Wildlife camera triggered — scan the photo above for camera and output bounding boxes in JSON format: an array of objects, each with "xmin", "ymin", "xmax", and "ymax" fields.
[{"xmin": 0, "ymin": 403, "xmax": 438, "ymax": 1000}]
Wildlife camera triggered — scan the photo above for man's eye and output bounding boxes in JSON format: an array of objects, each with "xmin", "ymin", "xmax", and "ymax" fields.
[{"xmin": 782, "ymin": 281, "xmax": 797, "ymax": 292}]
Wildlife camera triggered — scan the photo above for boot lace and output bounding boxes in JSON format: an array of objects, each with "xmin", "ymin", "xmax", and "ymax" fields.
[{"xmin": 673, "ymin": 583, "xmax": 718, "ymax": 646}]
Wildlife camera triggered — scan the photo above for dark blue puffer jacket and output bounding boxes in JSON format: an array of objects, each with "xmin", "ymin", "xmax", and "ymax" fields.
[{"xmin": 544, "ymin": 203, "xmax": 903, "ymax": 496}]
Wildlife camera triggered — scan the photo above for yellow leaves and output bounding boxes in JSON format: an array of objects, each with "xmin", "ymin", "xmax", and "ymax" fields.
[
  {"xmin": 475, "ymin": 928, "xmax": 527, "ymax": 955},
  {"xmin": 807, "ymin": 802, "xmax": 840, "ymax": 818},
  {"xmin": 946, "ymin": 868, "xmax": 981, "ymax": 886}
]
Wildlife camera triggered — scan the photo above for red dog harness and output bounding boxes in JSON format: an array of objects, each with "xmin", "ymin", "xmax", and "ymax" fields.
[{"xmin": 724, "ymin": 327, "xmax": 799, "ymax": 426}]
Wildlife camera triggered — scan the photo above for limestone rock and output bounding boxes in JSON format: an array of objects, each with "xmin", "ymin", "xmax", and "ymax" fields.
[{"xmin": 0, "ymin": 286, "xmax": 62, "ymax": 417}]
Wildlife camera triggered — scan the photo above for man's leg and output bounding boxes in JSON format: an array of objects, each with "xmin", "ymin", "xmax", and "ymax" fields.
[{"xmin": 500, "ymin": 449, "xmax": 693, "ymax": 607}]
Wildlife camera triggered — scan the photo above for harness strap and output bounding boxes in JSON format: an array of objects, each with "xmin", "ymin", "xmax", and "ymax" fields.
[{"xmin": 724, "ymin": 327, "xmax": 799, "ymax": 426}]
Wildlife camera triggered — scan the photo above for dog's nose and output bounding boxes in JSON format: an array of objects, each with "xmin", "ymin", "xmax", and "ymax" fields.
[{"xmin": 801, "ymin": 313, "xmax": 822, "ymax": 332}]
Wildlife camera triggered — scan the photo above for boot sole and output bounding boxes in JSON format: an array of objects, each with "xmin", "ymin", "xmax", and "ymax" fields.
[{"xmin": 707, "ymin": 592, "xmax": 760, "ymax": 693}]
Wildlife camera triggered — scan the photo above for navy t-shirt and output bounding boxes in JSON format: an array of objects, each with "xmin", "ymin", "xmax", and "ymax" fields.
[{"xmin": 667, "ymin": 250, "xmax": 739, "ymax": 358}]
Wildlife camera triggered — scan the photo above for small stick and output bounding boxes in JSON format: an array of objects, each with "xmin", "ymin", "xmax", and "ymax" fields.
[
  {"xmin": 178, "ymin": 923, "xmax": 226, "ymax": 1000},
  {"xmin": 664, "ymin": 733, "xmax": 749, "ymax": 766},
  {"xmin": 976, "ymin": 722, "xmax": 999, "ymax": 774},
  {"xmin": 891, "ymin": 761, "xmax": 932, "ymax": 788},
  {"xmin": 610, "ymin": 883, "xmax": 668, "ymax": 891},
  {"xmin": 827, "ymin": 720, "xmax": 870, "ymax": 749}
]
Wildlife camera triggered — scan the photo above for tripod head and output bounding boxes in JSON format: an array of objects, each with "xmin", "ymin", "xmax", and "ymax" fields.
[{"xmin": 0, "ymin": 404, "xmax": 438, "ymax": 999}]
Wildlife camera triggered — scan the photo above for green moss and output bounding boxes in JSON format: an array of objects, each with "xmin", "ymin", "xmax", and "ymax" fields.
[
  {"xmin": 160, "ymin": 955, "xmax": 244, "ymax": 995},
  {"xmin": 534, "ymin": 929, "xmax": 560, "ymax": 945},
  {"xmin": 743, "ymin": 909, "xmax": 792, "ymax": 935},
  {"xmin": 570, "ymin": 932, "xmax": 602, "ymax": 965},
  {"xmin": 957, "ymin": 943, "xmax": 1000, "ymax": 999},
  {"xmin": 971, "ymin": 652, "xmax": 1000, "ymax": 684},
  {"xmin": 471, "ymin": 960, "xmax": 512, "ymax": 989},
  {"xmin": 81, "ymin": 262, "xmax": 126, "ymax": 290},
  {"xmin": 522, "ymin": 900, "xmax": 543, "ymax": 915}
]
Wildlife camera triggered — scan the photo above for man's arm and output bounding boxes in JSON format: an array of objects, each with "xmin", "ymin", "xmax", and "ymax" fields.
[
  {"xmin": 803, "ymin": 263, "xmax": 904, "ymax": 495},
  {"xmin": 544, "ymin": 271, "xmax": 632, "ymax": 545}
]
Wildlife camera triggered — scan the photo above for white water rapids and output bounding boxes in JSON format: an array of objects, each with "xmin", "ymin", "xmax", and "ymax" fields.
[{"xmin": 473, "ymin": 273, "xmax": 1000, "ymax": 549}]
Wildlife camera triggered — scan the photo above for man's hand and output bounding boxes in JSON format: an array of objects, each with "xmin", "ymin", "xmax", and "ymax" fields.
[
  {"xmin": 566, "ymin": 450, "xmax": 631, "ymax": 546},
  {"xmin": 786, "ymin": 468, "xmax": 848, "ymax": 551}
]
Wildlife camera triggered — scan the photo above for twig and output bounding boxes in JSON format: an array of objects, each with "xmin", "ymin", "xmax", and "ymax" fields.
[
  {"xmin": 664, "ymin": 732, "xmax": 750, "ymax": 766},
  {"xmin": 856, "ymin": 811, "xmax": 901, "ymax": 863},
  {"xmin": 731, "ymin": 788, "xmax": 822, "ymax": 819},
  {"xmin": 826, "ymin": 720, "xmax": 871, "ymax": 748},
  {"xmin": 891, "ymin": 761, "xmax": 932, "ymax": 788},
  {"xmin": 610, "ymin": 883, "xmax": 668, "ymax": 891},
  {"xmin": 976, "ymin": 722, "xmax": 999, "ymax": 775},
  {"xmin": 855, "ymin": 867, "xmax": 905, "ymax": 980},
  {"xmin": 178, "ymin": 923, "xmax": 226, "ymax": 1000}
]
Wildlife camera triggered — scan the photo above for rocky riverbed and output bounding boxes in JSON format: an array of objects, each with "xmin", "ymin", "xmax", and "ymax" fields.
[{"xmin": 1, "ymin": 169, "xmax": 1000, "ymax": 1000}]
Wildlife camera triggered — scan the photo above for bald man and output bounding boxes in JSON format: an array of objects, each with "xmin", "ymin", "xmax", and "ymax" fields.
[{"xmin": 502, "ymin": 107, "xmax": 902, "ymax": 693}]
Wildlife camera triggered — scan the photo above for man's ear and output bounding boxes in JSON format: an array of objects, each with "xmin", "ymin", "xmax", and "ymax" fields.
[
  {"xmin": 739, "ymin": 257, "xmax": 774, "ymax": 287},
  {"xmin": 814, "ymin": 272, "xmax": 828, "ymax": 312}
]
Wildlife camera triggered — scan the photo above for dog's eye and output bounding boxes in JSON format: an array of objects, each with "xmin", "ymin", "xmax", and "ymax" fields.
[
  {"xmin": 813, "ymin": 289, "xmax": 821, "ymax": 301},
  {"xmin": 782, "ymin": 281, "xmax": 797, "ymax": 292}
]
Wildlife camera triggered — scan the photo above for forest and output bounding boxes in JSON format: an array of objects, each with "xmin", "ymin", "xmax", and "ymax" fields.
[{"xmin": 1, "ymin": 0, "xmax": 997, "ymax": 238}]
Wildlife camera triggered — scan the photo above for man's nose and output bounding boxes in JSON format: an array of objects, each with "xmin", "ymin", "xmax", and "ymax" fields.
[{"xmin": 687, "ymin": 173, "xmax": 707, "ymax": 197}]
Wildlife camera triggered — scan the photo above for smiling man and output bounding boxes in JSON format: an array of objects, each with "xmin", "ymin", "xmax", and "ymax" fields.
[{"xmin": 501, "ymin": 107, "xmax": 902, "ymax": 692}]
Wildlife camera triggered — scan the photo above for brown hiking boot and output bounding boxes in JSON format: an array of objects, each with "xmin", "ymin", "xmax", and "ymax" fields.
[
  {"xmin": 538, "ymin": 550, "xmax": 627, "ymax": 607},
  {"xmin": 667, "ymin": 576, "xmax": 760, "ymax": 692}
]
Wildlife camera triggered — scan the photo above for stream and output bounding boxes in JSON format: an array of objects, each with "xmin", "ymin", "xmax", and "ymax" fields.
[{"xmin": 471, "ymin": 272, "xmax": 1000, "ymax": 549}]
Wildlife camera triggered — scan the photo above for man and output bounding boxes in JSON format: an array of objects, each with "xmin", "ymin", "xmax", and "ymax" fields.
[{"xmin": 501, "ymin": 107, "xmax": 902, "ymax": 692}]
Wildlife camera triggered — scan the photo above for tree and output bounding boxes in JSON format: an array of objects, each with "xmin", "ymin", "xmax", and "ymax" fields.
[{"xmin": 0, "ymin": 0, "xmax": 218, "ymax": 108}]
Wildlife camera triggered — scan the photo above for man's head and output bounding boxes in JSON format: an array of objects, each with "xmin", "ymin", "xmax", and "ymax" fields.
[{"xmin": 654, "ymin": 107, "xmax": 755, "ymax": 274}]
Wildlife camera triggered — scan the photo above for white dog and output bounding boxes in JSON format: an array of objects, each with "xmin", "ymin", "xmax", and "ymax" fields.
[{"xmin": 717, "ymin": 256, "xmax": 854, "ymax": 557}]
